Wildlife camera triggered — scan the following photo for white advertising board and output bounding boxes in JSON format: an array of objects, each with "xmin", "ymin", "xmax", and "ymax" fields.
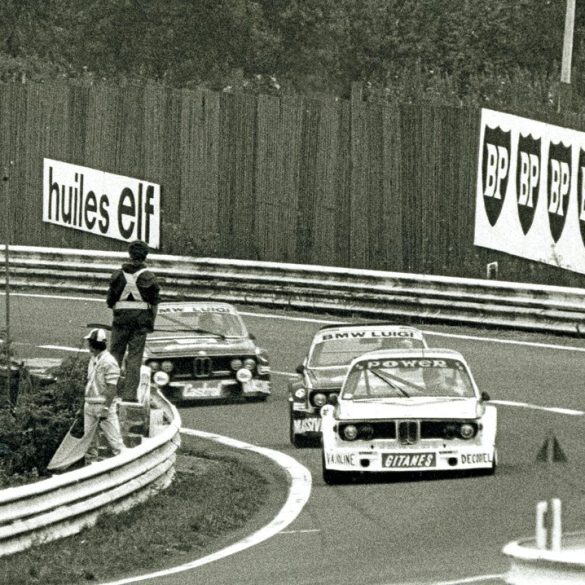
[
  {"xmin": 43, "ymin": 158, "xmax": 161, "ymax": 249},
  {"xmin": 475, "ymin": 108, "xmax": 585, "ymax": 274}
]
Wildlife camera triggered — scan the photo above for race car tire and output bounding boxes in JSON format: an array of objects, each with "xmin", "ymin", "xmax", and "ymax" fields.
[
  {"xmin": 487, "ymin": 447, "xmax": 498, "ymax": 475},
  {"xmin": 289, "ymin": 412, "xmax": 311, "ymax": 448},
  {"xmin": 322, "ymin": 451, "xmax": 348, "ymax": 485},
  {"xmin": 247, "ymin": 395, "xmax": 268, "ymax": 403},
  {"xmin": 477, "ymin": 447, "xmax": 498, "ymax": 476}
]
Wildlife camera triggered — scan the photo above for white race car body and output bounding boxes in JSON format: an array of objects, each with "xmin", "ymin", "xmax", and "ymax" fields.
[{"xmin": 321, "ymin": 348, "xmax": 497, "ymax": 482}]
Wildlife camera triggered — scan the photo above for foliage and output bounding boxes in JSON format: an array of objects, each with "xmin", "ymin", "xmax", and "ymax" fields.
[
  {"xmin": 0, "ymin": 354, "xmax": 88, "ymax": 481},
  {"xmin": 0, "ymin": 0, "xmax": 582, "ymax": 110},
  {"xmin": 0, "ymin": 446, "xmax": 270, "ymax": 585}
]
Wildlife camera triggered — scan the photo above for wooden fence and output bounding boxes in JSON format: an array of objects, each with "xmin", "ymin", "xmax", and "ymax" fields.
[{"xmin": 1, "ymin": 80, "xmax": 585, "ymax": 288}]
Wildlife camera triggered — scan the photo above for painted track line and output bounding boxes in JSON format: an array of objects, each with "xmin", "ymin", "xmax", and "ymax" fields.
[
  {"xmin": 98, "ymin": 428, "xmax": 312, "ymax": 585},
  {"xmin": 491, "ymin": 399, "xmax": 584, "ymax": 416},
  {"xmin": 5, "ymin": 291, "xmax": 585, "ymax": 353}
]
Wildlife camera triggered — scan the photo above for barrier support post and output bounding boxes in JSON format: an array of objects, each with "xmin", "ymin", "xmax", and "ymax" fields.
[{"xmin": 537, "ymin": 499, "xmax": 562, "ymax": 551}]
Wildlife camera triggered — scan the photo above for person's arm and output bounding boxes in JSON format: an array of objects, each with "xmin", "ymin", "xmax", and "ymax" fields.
[
  {"xmin": 99, "ymin": 361, "xmax": 121, "ymax": 416},
  {"xmin": 106, "ymin": 270, "xmax": 122, "ymax": 309}
]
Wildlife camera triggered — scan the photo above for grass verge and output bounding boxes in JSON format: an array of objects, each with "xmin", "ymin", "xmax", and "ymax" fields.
[{"xmin": 0, "ymin": 441, "xmax": 274, "ymax": 585}]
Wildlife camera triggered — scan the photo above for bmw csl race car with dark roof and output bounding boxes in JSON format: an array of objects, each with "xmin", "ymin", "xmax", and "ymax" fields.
[
  {"xmin": 288, "ymin": 323, "xmax": 428, "ymax": 447},
  {"xmin": 321, "ymin": 348, "xmax": 497, "ymax": 484},
  {"xmin": 144, "ymin": 302, "xmax": 271, "ymax": 403}
]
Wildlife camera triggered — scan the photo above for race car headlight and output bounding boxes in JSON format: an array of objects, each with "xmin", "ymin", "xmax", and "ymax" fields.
[
  {"xmin": 147, "ymin": 360, "xmax": 160, "ymax": 372},
  {"xmin": 161, "ymin": 360, "xmax": 174, "ymax": 373},
  {"xmin": 459, "ymin": 423, "xmax": 477, "ymax": 440},
  {"xmin": 359, "ymin": 424, "xmax": 374, "ymax": 441},
  {"xmin": 236, "ymin": 368, "xmax": 253, "ymax": 383},
  {"xmin": 294, "ymin": 388, "xmax": 307, "ymax": 400},
  {"xmin": 230, "ymin": 359, "xmax": 243, "ymax": 370},
  {"xmin": 244, "ymin": 358, "xmax": 256, "ymax": 370},
  {"xmin": 342, "ymin": 424, "xmax": 358, "ymax": 441},
  {"xmin": 443, "ymin": 423, "xmax": 457, "ymax": 440},
  {"xmin": 328, "ymin": 393, "xmax": 338, "ymax": 404},
  {"xmin": 153, "ymin": 371, "xmax": 170, "ymax": 386},
  {"xmin": 312, "ymin": 393, "xmax": 327, "ymax": 408}
]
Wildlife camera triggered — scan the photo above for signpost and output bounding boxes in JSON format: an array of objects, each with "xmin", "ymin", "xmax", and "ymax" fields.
[
  {"xmin": 2, "ymin": 170, "xmax": 10, "ymax": 400},
  {"xmin": 559, "ymin": 0, "xmax": 576, "ymax": 112}
]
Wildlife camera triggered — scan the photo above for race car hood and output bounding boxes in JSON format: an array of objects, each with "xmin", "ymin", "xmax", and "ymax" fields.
[
  {"xmin": 145, "ymin": 334, "xmax": 256, "ymax": 357},
  {"xmin": 335, "ymin": 397, "xmax": 480, "ymax": 421},
  {"xmin": 306, "ymin": 366, "xmax": 348, "ymax": 390}
]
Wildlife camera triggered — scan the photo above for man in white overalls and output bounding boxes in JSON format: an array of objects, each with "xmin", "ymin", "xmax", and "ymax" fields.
[{"xmin": 106, "ymin": 240, "xmax": 161, "ymax": 400}]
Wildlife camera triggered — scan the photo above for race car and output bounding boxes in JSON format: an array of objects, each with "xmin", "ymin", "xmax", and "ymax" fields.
[
  {"xmin": 321, "ymin": 348, "xmax": 497, "ymax": 484},
  {"xmin": 288, "ymin": 323, "xmax": 428, "ymax": 447},
  {"xmin": 144, "ymin": 301, "xmax": 271, "ymax": 403}
]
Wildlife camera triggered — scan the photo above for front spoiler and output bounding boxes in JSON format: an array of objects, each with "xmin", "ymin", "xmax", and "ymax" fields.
[
  {"xmin": 323, "ymin": 445, "xmax": 495, "ymax": 473},
  {"xmin": 164, "ymin": 378, "xmax": 271, "ymax": 401},
  {"xmin": 291, "ymin": 414, "xmax": 322, "ymax": 436}
]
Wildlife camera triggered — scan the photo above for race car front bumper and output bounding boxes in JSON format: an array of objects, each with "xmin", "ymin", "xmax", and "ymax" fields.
[
  {"xmin": 323, "ymin": 443, "xmax": 495, "ymax": 473},
  {"xmin": 164, "ymin": 376, "xmax": 271, "ymax": 401}
]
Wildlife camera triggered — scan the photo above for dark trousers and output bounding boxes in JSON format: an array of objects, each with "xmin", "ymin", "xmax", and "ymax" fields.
[{"xmin": 109, "ymin": 327, "xmax": 147, "ymax": 401}]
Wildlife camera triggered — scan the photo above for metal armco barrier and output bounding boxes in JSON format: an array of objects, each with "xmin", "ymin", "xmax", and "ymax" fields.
[
  {"xmin": 2, "ymin": 245, "xmax": 585, "ymax": 334},
  {"xmin": 0, "ymin": 392, "xmax": 181, "ymax": 558}
]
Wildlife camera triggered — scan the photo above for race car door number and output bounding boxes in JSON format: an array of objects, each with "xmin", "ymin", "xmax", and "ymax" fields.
[{"xmin": 382, "ymin": 452, "xmax": 436, "ymax": 468}]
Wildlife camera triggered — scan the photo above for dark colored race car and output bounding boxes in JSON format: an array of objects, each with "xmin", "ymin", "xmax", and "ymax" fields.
[
  {"xmin": 288, "ymin": 323, "xmax": 428, "ymax": 447},
  {"xmin": 145, "ymin": 302, "xmax": 271, "ymax": 403}
]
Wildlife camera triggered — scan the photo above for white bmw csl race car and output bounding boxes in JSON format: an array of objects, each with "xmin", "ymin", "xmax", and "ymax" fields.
[{"xmin": 321, "ymin": 348, "xmax": 497, "ymax": 484}]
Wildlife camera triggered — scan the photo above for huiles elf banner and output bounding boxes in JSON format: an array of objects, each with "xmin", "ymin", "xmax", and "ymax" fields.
[
  {"xmin": 475, "ymin": 108, "xmax": 585, "ymax": 274},
  {"xmin": 43, "ymin": 158, "xmax": 161, "ymax": 249}
]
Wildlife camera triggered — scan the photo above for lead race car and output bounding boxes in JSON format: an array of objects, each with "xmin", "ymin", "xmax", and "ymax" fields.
[
  {"xmin": 144, "ymin": 301, "xmax": 271, "ymax": 403},
  {"xmin": 288, "ymin": 323, "xmax": 428, "ymax": 447},
  {"xmin": 321, "ymin": 348, "xmax": 497, "ymax": 484}
]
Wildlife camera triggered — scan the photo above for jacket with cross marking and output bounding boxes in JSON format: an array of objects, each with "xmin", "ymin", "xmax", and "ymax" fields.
[{"xmin": 106, "ymin": 261, "xmax": 161, "ymax": 332}]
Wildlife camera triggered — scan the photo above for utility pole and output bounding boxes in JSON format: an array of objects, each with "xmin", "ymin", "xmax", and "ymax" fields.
[
  {"xmin": 559, "ymin": 0, "xmax": 576, "ymax": 112},
  {"xmin": 3, "ymin": 170, "xmax": 10, "ymax": 401}
]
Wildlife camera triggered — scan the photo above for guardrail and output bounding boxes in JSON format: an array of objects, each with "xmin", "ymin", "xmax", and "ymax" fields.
[
  {"xmin": 0, "ymin": 391, "xmax": 181, "ymax": 558},
  {"xmin": 503, "ymin": 534, "xmax": 585, "ymax": 584},
  {"xmin": 2, "ymin": 245, "xmax": 585, "ymax": 334}
]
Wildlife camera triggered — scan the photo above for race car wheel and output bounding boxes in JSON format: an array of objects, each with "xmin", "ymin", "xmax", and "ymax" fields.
[
  {"xmin": 321, "ymin": 451, "xmax": 347, "ymax": 485},
  {"xmin": 290, "ymin": 412, "xmax": 310, "ymax": 448},
  {"xmin": 487, "ymin": 447, "xmax": 498, "ymax": 475},
  {"xmin": 246, "ymin": 395, "xmax": 268, "ymax": 403},
  {"xmin": 477, "ymin": 448, "xmax": 498, "ymax": 476}
]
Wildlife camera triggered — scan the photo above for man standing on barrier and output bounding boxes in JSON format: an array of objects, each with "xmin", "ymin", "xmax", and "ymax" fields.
[
  {"xmin": 106, "ymin": 240, "xmax": 161, "ymax": 400},
  {"xmin": 84, "ymin": 328, "xmax": 126, "ymax": 462}
]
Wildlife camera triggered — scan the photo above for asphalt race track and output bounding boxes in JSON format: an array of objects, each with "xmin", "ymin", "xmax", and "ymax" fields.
[{"xmin": 4, "ymin": 291, "xmax": 585, "ymax": 585}]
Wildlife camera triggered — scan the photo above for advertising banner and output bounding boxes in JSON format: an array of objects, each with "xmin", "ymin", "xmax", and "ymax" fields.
[
  {"xmin": 43, "ymin": 159, "xmax": 161, "ymax": 248},
  {"xmin": 475, "ymin": 108, "xmax": 585, "ymax": 274}
]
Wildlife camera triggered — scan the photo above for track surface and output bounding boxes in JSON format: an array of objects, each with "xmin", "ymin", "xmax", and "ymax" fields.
[{"xmin": 4, "ymin": 292, "xmax": 585, "ymax": 585}]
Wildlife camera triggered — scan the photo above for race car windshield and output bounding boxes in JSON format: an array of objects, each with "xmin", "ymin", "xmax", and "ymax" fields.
[
  {"xmin": 156, "ymin": 311, "xmax": 247, "ymax": 338},
  {"xmin": 308, "ymin": 335, "xmax": 425, "ymax": 367},
  {"xmin": 341, "ymin": 359, "xmax": 475, "ymax": 399}
]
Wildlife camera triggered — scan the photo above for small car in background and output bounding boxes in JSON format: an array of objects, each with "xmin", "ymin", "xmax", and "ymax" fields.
[
  {"xmin": 320, "ymin": 348, "xmax": 497, "ymax": 484},
  {"xmin": 145, "ymin": 301, "xmax": 270, "ymax": 403},
  {"xmin": 288, "ymin": 323, "xmax": 428, "ymax": 447}
]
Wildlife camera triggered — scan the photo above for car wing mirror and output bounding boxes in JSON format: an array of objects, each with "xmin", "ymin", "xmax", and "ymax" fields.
[
  {"xmin": 481, "ymin": 391, "xmax": 491, "ymax": 402},
  {"xmin": 249, "ymin": 333, "xmax": 256, "ymax": 340},
  {"xmin": 295, "ymin": 364, "xmax": 305, "ymax": 375}
]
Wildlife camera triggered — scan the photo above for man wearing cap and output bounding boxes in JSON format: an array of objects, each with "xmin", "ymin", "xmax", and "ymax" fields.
[
  {"xmin": 106, "ymin": 240, "xmax": 161, "ymax": 400},
  {"xmin": 84, "ymin": 328, "xmax": 126, "ymax": 461}
]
